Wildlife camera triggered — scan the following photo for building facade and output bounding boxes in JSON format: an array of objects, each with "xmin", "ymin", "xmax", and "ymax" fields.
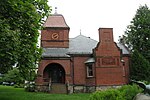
[{"xmin": 35, "ymin": 13, "xmax": 130, "ymax": 93}]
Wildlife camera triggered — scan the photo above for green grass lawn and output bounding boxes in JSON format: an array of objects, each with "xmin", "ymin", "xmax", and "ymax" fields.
[{"xmin": 0, "ymin": 85, "xmax": 90, "ymax": 100}]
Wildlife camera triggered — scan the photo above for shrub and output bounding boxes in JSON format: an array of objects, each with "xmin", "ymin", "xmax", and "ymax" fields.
[
  {"xmin": 14, "ymin": 83, "xmax": 24, "ymax": 88},
  {"xmin": 89, "ymin": 85, "xmax": 142, "ymax": 100},
  {"xmin": 24, "ymin": 81, "xmax": 35, "ymax": 92},
  {"xmin": 89, "ymin": 89, "xmax": 124, "ymax": 100},
  {"xmin": 119, "ymin": 84, "xmax": 142, "ymax": 100}
]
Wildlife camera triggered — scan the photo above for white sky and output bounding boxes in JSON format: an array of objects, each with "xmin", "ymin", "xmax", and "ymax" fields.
[{"xmin": 48, "ymin": 0, "xmax": 150, "ymax": 42}]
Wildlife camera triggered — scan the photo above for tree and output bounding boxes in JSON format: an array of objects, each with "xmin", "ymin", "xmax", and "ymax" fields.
[
  {"xmin": 2, "ymin": 68, "xmax": 24, "ymax": 84},
  {"xmin": 119, "ymin": 5, "xmax": 150, "ymax": 81},
  {"xmin": 0, "ymin": 20, "xmax": 19, "ymax": 73},
  {"xmin": 120, "ymin": 5, "xmax": 150, "ymax": 61},
  {"xmin": 131, "ymin": 50, "xmax": 150, "ymax": 81},
  {"xmin": 0, "ymin": 0, "xmax": 51, "ymax": 80}
]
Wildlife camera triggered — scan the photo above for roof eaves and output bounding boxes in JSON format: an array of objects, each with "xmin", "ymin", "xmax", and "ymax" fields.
[
  {"xmin": 67, "ymin": 52, "xmax": 92, "ymax": 55},
  {"xmin": 42, "ymin": 54, "xmax": 70, "ymax": 58}
]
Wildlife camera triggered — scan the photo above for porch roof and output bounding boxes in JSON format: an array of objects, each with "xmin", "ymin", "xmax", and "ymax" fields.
[
  {"xmin": 42, "ymin": 48, "xmax": 70, "ymax": 57},
  {"xmin": 84, "ymin": 58, "xmax": 95, "ymax": 64}
]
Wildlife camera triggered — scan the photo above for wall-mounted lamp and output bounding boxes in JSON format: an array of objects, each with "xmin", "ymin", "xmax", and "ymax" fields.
[{"xmin": 121, "ymin": 59, "xmax": 125, "ymax": 66}]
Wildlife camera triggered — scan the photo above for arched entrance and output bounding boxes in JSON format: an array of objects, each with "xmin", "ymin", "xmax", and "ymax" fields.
[{"xmin": 43, "ymin": 63, "xmax": 65, "ymax": 83}]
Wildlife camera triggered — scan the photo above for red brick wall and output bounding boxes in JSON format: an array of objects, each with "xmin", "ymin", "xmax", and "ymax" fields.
[
  {"xmin": 94, "ymin": 28, "xmax": 127, "ymax": 85},
  {"xmin": 95, "ymin": 67, "xmax": 125, "ymax": 85},
  {"xmin": 73, "ymin": 56, "xmax": 89, "ymax": 85},
  {"xmin": 122, "ymin": 56, "xmax": 130, "ymax": 83},
  {"xmin": 36, "ymin": 59, "xmax": 72, "ymax": 84},
  {"xmin": 86, "ymin": 78, "xmax": 95, "ymax": 86},
  {"xmin": 41, "ymin": 28, "xmax": 69, "ymax": 48},
  {"xmin": 99, "ymin": 28, "xmax": 114, "ymax": 43}
]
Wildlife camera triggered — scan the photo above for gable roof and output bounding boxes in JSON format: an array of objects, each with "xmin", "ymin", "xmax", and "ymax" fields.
[
  {"xmin": 43, "ymin": 14, "xmax": 69, "ymax": 28},
  {"xmin": 42, "ymin": 35, "xmax": 130, "ymax": 57},
  {"xmin": 68, "ymin": 35, "xmax": 98, "ymax": 54}
]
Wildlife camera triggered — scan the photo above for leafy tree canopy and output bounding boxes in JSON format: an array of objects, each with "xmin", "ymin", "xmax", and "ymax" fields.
[
  {"xmin": 119, "ymin": 5, "xmax": 150, "ymax": 81},
  {"xmin": 0, "ymin": 0, "xmax": 51, "ymax": 80},
  {"xmin": 119, "ymin": 5, "xmax": 150, "ymax": 61},
  {"xmin": 2, "ymin": 68, "xmax": 24, "ymax": 84},
  {"xmin": 131, "ymin": 50, "xmax": 150, "ymax": 81}
]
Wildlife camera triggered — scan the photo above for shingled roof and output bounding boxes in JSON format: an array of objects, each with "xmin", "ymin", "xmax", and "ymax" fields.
[
  {"xmin": 42, "ymin": 48, "xmax": 69, "ymax": 58},
  {"xmin": 116, "ymin": 43, "xmax": 130, "ymax": 55},
  {"xmin": 68, "ymin": 35, "xmax": 98, "ymax": 54},
  {"xmin": 42, "ymin": 35, "xmax": 98, "ymax": 57},
  {"xmin": 42, "ymin": 35, "xmax": 130, "ymax": 57},
  {"xmin": 43, "ymin": 14, "xmax": 69, "ymax": 28}
]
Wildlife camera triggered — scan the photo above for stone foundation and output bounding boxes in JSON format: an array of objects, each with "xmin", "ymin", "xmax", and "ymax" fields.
[
  {"xmin": 86, "ymin": 86, "xmax": 96, "ymax": 93},
  {"xmin": 72, "ymin": 85, "xmax": 96, "ymax": 93},
  {"xmin": 35, "ymin": 85, "xmax": 49, "ymax": 92},
  {"xmin": 96, "ymin": 85, "xmax": 122, "ymax": 91},
  {"xmin": 73, "ymin": 86, "xmax": 85, "ymax": 93},
  {"xmin": 66, "ymin": 84, "xmax": 74, "ymax": 94},
  {"xmin": 35, "ymin": 84, "xmax": 122, "ymax": 93}
]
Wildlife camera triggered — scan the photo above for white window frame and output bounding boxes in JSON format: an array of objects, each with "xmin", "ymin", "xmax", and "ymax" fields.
[{"xmin": 86, "ymin": 64, "xmax": 93, "ymax": 78}]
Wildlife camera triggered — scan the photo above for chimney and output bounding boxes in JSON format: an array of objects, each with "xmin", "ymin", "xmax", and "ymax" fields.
[{"xmin": 98, "ymin": 28, "xmax": 114, "ymax": 43}]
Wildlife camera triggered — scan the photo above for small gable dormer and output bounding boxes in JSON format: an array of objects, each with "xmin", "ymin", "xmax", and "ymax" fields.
[{"xmin": 41, "ymin": 13, "xmax": 70, "ymax": 48}]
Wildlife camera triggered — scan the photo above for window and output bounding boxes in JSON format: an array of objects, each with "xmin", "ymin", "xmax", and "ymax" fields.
[{"xmin": 87, "ymin": 64, "xmax": 93, "ymax": 77}]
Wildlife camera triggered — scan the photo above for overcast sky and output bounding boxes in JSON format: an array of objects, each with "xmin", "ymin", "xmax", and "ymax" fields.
[{"xmin": 48, "ymin": 0, "xmax": 150, "ymax": 42}]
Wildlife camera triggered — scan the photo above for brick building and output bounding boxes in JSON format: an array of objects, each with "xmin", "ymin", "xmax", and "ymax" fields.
[{"xmin": 35, "ymin": 13, "xmax": 130, "ymax": 93}]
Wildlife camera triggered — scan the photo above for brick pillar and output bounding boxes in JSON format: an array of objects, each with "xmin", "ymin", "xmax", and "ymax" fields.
[
  {"xmin": 99, "ymin": 28, "xmax": 114, "ymax": 43},
  {"xmin": 94, "ymin": 28, "xmax": 124, "ymax": 85}
]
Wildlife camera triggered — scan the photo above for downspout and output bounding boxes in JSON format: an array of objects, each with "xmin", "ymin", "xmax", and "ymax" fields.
[
  {"xmin": 93, "ymin": 49, "xmax": 97, "ymax": 91},
  {"xmin": 72, "ymin": 56, "xmax": 75, "ymax": 93},
  {"xmin": 94, "ymin": 60, "xmax": 97, "ymax": 91},
  {"xmin": 71, "ymin": 56, "xmax": 75, "ymax": 93}
]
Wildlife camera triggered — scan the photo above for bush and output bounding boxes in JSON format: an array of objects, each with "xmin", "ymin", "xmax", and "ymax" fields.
[
  {"xmin": 119, "ymin": 84, "xmax": 142, "ymax": 100},
  {"xmin": 14, "ymin": 83, "xmax": 24, "ymax": 88},
  {"xmin": 24, "ymin": 81, "xmax": 35, "ymax": 92},
  {"xmin": 89, "ymin": 89, "xmax": 124, "ymax": 100},
  {"xmin": 25, "ymin": 86, "xmax": 35, "ymax": 92},
  {"xmin": 89, "ymin": 85, "xmax": 142, "ymax": 100}
]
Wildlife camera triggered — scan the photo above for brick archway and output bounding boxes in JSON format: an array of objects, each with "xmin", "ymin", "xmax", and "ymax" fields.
[{"xmin": 43, "ymin": 63, "xmax": 65, "ymax": 84}]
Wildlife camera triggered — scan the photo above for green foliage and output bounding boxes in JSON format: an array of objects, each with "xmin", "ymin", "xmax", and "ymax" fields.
[
  {"xmin": 0, "ymin": 20, "xmax": 19, "ymax": 73},
  {"xmin": 0, "ymin": 0, "xmax": 51, "ymax": 80},
  {"xmin": 24, "ymin": 81, "xmax": 35, "ymax": 92},
  {"xmin": 90, "ymin": 89, "xmax": 123, "ymax": 100},
  {"xmin": 118, "ymin": 84, "xmax": 142, "ymax": 100},
  {"xmin": 2, "ymin": 68, "xmax": 24, "ymax": 84},
  {"xmin": 89, "ymin": 85, "xmax": 142, "ymax": 100},
  {"xmin": 14, "ymin": 84, "xmax": 24, "ymax": 88},
  {"xmin": 130, "ymin": 50, "xmax": 150, "ymax": 81},
  {"xmin": 119, "ymin": 4, "xmax": 150, "ymax": 82},
  {"xmin": 120, "ymin": 5, "xmax": 150, "ymax": 61}
]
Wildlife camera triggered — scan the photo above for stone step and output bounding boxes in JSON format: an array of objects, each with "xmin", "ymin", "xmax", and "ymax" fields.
[{"xmin": 50, "ymin": 83, "xmax": 67, "ymax": 94}]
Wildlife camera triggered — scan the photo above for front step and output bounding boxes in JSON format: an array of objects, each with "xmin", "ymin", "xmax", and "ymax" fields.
[{"xmin": 50, "ymin": 83, "xmax": 67, "ymax": 94}]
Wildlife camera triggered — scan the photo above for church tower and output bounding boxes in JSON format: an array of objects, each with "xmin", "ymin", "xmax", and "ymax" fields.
[{"xmin": 41, "ymin": 11, "xmax": 70, "ymax": 48}]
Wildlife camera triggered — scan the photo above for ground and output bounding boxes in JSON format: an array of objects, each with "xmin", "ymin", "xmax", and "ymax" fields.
[{"xmin": 0, "ymin": 85, "xmax": 90, "ymax": 100}]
